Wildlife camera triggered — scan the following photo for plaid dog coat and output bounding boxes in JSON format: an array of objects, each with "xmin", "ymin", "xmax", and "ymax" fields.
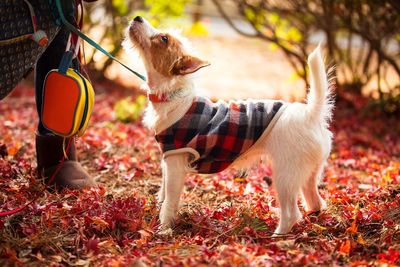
[{"xmin": 155, "ymin": 97, "xmax": 286, "ymax": 174}]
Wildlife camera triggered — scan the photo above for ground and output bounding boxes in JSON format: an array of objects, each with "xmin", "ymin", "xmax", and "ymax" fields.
[
  {"xmin": 0, "ymin": 77, "xmax": 399, "ymax": 266},
  {"xmin": 1, "ymin": 32, "xmax": 400, "ymax": 266}
]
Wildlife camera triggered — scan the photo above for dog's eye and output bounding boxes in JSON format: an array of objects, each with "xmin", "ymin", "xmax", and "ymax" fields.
[{"xmin": 160, "ymin": 35, "xmax": 168, "ymax": 44}]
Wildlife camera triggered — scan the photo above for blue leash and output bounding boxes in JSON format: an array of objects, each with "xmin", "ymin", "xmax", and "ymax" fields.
[{"xmin": 54, "ymin": 0, "xmax": 146, "ymax": 81}]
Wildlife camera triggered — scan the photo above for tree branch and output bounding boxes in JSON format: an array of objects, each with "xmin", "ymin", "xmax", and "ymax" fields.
[{"xmin": 210, "ymin": 0, "xmax": 257, "ymax": 38}]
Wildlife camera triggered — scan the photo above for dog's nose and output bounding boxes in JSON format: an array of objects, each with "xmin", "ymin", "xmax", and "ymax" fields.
[{"xmin": 134, "ymin": 16, "xmax": 143, "ymax": 23}]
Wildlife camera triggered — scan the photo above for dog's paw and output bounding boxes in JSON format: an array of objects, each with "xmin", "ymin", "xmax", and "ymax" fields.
[
  {"xmin": 159, "ymin": 202, "xmax": 176, "ymax": 229},
  {"xmin": 305, "ymin": 198, "xmax": 328, "ymax": 214},
  {"xmin": 273, "ymin": 223, "xmax": 298, "ymax": 237},
  {"xmin": 273, "ymin": 226, "xmax": 291, "ymax": 237},
  {"xmin": 157, "ymin": 227, "xmax": 173, "ymax": 237},
  {"xmin": 157, "ymin": 215, "xmax": 174, "ymax": 238},
  {"xmin": 274, "ymin": 212, "xmax": 302, "ymax": 236}
]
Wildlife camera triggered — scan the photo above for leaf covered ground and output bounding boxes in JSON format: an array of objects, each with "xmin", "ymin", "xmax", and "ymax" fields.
[{"xmin": 0, "ymin": 84, "xmax": 400, "ymax": 266}]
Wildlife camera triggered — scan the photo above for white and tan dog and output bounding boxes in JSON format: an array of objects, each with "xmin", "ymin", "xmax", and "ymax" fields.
[{"xmin": 125, "ymin": 16, "xmax": 334, "ymax": 235}]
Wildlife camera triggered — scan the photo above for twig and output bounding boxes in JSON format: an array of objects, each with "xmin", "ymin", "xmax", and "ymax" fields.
[{"xmin": 210, "ymin": 0, "xmax": 257, "ymax": 38}]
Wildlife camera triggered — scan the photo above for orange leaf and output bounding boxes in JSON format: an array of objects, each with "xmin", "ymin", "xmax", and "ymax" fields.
[
  {"xmin": 7, "ymin": 144, "xmax": 19, "ymax": 157},
  {"xmin": 351, "ymin": 260, "xmax": 369, "ymax": 266},
  {"xmin": 339, "ymin": 239, "xmax": 351, "ymax": 255},
  {"xmin": 357, "ymin": 235, "xmax": 366, "ymax": 245},
  {"xmin": 91, "ymin": 216, "xmax": 110, "ymax": 231},
  {"xmin": 346, "ymin": 220, "xmax": 358, "ymax": 234}
]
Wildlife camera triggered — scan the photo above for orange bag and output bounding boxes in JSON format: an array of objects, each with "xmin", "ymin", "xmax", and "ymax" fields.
[{"xmin": 41, "ymin": 51, "xmax": 94, "ymax": 137}]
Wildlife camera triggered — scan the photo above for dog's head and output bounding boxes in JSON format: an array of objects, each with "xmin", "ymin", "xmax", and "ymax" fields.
[{"xmin": 125, "ymin": 16, "xmax": 210, "ymax": 92}]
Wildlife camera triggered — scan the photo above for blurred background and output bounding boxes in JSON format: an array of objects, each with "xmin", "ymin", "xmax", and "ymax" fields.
[
  {"xmin": 11, "ymin": 0, "xmax": 397, "ymax": 116},
  {"xmin": 80, "ymin": 0, "xmax": 400, "ymax": 115}
]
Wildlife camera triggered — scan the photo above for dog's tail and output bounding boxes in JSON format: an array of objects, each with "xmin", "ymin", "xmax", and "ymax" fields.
[{"xmin": 306, "ymin": 44, "xmax": 334, "ymax": 125}]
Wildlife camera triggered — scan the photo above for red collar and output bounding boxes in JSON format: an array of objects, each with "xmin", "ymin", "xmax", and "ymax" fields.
[
  {"xmin": 147, "ymin": 93, "xmax": 169, "ymax": 103},
  {"xmin": 147, "ymin": 88, "xmax": 188, "ymax": 103}
]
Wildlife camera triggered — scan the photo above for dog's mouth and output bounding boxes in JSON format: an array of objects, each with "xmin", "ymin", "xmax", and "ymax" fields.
[
  {"xmin": 128, "ymin": 26, "xmax": 149, "ymax": 56},
  {"xmin": 128, "ymin": 22, "xmax": 143, "ymax": 44}
]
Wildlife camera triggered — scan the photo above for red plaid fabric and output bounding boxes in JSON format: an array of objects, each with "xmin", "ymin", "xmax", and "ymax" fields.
[{"xmin": 155, "ymin": 97, "xmax": 285, "ymax": 174}]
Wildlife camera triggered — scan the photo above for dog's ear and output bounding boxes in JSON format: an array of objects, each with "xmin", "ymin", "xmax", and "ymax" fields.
[{"xmin": 170, "ymin": 55, "xmax": 210, "ymax": 75}]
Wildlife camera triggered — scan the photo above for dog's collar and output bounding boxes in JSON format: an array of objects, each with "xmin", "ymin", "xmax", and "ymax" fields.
[
  {"xmin": 147, "ymin": 93, "xmax": 169, "ymax": 102},
  {"xmin": 147, "ymin": 88, "xmax": 189, "ymax": 103}
]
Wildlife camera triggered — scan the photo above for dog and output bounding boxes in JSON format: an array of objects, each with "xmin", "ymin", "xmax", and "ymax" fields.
[{"xmin": 125, "ymin": 16, "xmax": 334, "ymax": 235}]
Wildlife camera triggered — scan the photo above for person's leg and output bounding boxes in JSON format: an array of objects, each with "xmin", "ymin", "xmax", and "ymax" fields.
[{"xmin": 34, "ymin": 27, "xmax": 95, "ymax": 189}]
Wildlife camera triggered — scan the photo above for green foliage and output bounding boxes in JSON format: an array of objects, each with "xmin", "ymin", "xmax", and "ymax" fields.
[
  {"xmin": 114, "ymin": 95, "xmax": 147, "ymax": 122},
  {"xmin": 136, "ymin": 0, "xmax": 192, "ymax": 27},
  {"xmin": 145, "ymin": 0, "xmax": 188, "ymax": 17},
  {"xmin": 244, "ymin": 7, "xmax": 266, "ymax": 30},
  {"xmin": 267, "ymin": 13, "xmax": 302, "ymax": 43},
  {"xmin": 112, "ymin": 0, "xmax": 128, "ymax": 15},
  {"xmin": 186, "ymin": 21, "xmax": 209, "ymax": 37}
]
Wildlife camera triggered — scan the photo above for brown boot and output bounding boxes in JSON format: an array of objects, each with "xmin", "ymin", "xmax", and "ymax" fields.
[{"xmin": 36, "ymin": 134, "xmax": 95, "ymax": 189}]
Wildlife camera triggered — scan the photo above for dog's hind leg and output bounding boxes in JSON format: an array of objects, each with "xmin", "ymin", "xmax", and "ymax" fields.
[
  {"xmin": 301, "ymin": 133, "xmax": 331, "ymax": 213},
  {"xmin": 159, "ymin": 154, "xmax": 188, "ymax": 231},
  {"xmin": 273, "ymin": 161, "xmax": 310, "ymax": 235},
  {"xmin": 301, "ymin": 162, "xmax": 327, "ymax": 213}
]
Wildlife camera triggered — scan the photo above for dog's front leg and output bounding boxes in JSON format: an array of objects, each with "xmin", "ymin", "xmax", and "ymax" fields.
[
  {"xmin": 157, "ymin": 159, "xmax": 167, "ymax": 204},
  {"xmin": 159, "ymin": 154, "xmax": 188, "ymax": 231}
]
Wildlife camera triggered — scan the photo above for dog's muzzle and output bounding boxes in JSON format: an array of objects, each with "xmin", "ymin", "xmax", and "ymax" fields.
[{"xmin": 134, "ymin": 16, "xmax": 144, "ymax": 23}]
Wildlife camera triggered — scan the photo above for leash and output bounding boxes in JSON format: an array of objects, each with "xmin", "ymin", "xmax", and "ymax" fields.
[
  {"xmin": 54, "ymin": 0, "xmax": 147, "ymax": 82},
  {"xmin": 0, "ymin": 138, "xmax": 73, "ymax": 217}
]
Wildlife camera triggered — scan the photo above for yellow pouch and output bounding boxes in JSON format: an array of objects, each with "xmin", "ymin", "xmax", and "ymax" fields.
[{"xmin": 42, "ymin": 67, "xmax": 94, "ymax": 137}]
